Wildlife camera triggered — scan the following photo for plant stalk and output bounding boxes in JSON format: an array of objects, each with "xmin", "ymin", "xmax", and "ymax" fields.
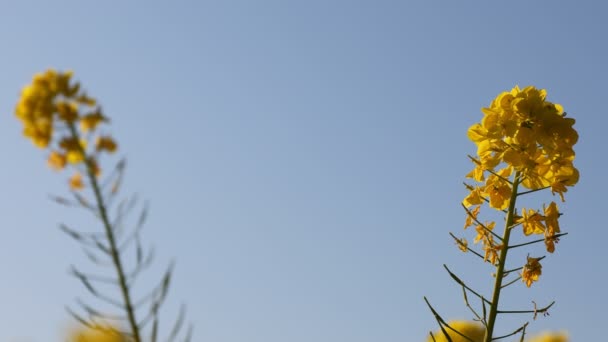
[
  {"xmin": 70, "ymin": 124, "xmax": 142, "ymax": 342},
  {"xmin": 484, "ymin": 172, "xmax": 521, "ymax": 342}
]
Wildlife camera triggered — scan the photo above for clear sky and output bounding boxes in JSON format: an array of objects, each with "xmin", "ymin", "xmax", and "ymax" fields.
[{"xmin": 0, "ymin": 1, "xmax": 606, "ymax": 341}]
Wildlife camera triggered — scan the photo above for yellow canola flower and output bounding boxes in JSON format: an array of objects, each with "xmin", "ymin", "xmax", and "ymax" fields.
[
  {"xmin": 47, "ymin": 150, "xmax": 67, "ymax": 171},
  {"xmin": 521, "ymin": 256, "xmax": 542, "ymax": 287},
  {"xmin": 544, "ymin": 202, "xmax": 560, "ymax": 237},
  {"xmin": 463, "ymin": 186, "xmax": 484, "ymax": 207},
  {"xmin": 484, "ymin": 174, "xmax": 511, "ymax": 210},
  {"xmin": 427, "ymin": 320, "xmax": 485, "ymax": 342},
  {"xmin": 69, "ymin": 172, "xmax": 85, "ymax": 191},
  {"xmin": 96, "ymin": 135, "xmax": 118, "ymax": 153},
  {"xmin": 518, "ymin": 208, "xmax": 546, "ymax": 236},
  {"xmin": 544, "ymin": 202, "xmax": 561, "ymax": 253},
  {"xmin": 59, "ymin": 137, "xmax": 88, "ymax": 164},
  {"xmin": 80, "ymin": 111, "xmax": 108, "ymax": 132},
  {"xmin": 465, "ymin": 85, "xmax": 578, "ymax": 196},
  {"xmin": 56, "ymin": 100, "xmax": 79, "ymax": 123},
  {"xmin": 15, "ymin": 69, "xmax": 115, "ymax": 159},
  {"xmin": 463, "ymin": 205, "xmax": 481, "ymax": 229},
  {"xmin": 456, "ymin": 237, "xmax": 468, "ymax": 252}
]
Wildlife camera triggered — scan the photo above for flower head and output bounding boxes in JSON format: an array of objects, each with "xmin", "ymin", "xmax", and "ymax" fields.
[
  {"xmin": 466, "ymin": 86, "xmax": 578, "ymax": 195},
  {"xmin": 16, "ymin": 69, "xmax": 119, "ymax": 186}
]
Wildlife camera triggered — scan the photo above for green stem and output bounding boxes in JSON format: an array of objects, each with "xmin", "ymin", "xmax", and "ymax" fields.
[
  {"xmin": 69, "ymin": 124, "xmax": 142, "ymax": 342},
  {"xmin": 484, "ymin": 172, "xmax": 521, "ymax": 342}
]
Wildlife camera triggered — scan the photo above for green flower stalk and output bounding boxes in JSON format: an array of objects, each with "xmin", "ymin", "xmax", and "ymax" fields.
[{"xmin": 427, "ymin": 86, "xmax": 578, "ymax": 341}]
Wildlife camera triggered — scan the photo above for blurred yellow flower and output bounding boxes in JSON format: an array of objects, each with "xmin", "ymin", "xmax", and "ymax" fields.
[
  {"xmin": 456, "ymin": 237, "xmax": 468, "ymax": 252},
  {"xmin": 96, "ymin": 136, "xmax": 118, "ymax": 153},
  {"xmin": 68, "ymin": 326, "xmax": 126, "ymax": 342},
  {"xmin": 80, "ymin": 111, "xmax": 108, "ymax": 133},
  {"xmin": 47, "ymin": 150, "xmax": 67, "ymax": 171},
  {"xmin": 56, "ymin": 100, "xmax": 79, "ymax": 122},
  {"xmin": 427, "ymin": 320, "xmax": 485, "ymax": 342},
  {"xmin": 15, "ymin": 69, "xmax": 79, "ymax": 148},
  {"xmin": 527, "ymin": 331, "xmax": 569, "ymax": 342},
  {"xmin": 69, "ymin": 172, "xmax": 85, "ymax": 191}
]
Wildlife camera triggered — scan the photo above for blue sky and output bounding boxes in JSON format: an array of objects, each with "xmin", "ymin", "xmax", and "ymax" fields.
[{"xmin": 0, "ymin": 1, "xmax": 606, "ymax": 341}]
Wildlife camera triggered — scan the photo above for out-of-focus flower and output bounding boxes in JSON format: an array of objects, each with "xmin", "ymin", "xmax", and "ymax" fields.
[
  {"xmin": 521, "ymin": 256, "xmax": 542, "ymax": 287},
  {"xmin": 68, "ymin": 326, "xmax": 126, "ymax": 342},
  {"xmin": 69, "ymin": 172, "xmax": 85, "ymax": 191},
  {"xmin": 456, "ymin": 237, "xmax": 468, "ymax": 252},
  {"xmin": 527, "ymin": 331, "xmax": 569, "ymax": 342},
  {"xmin": 427, "ymin": 320, "xmax": 485, "ymax": 342},
  {"xmin": 47, "ymin": 151, "xmax": 67, "ymax": 171},
  {"xmin": 59, "ymin": 137, "xmax": 87, "ymax": 164},
  {"xmin": 15, "ymin": 69, "xmax": 119, "ymax": 185},
  {"xmin": 80, "ymin": 111, "xmax": 108, "ymax": 133},
  {"xmin": 96, "ymin": 136, "xmax": 118, "ymax": 153}
]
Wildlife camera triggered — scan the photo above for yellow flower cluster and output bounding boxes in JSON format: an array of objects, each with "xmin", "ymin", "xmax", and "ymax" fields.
[
  {"xmin": 465, "ymin": 86, "xmax": 578, "ymax": 204},
  {"xmin": 15, "ymin": 70, "xmax": 117, "ymax": 190},
  {"xmin": 461, "ymin": 86, "xmax": 578, "ymax": 286}
]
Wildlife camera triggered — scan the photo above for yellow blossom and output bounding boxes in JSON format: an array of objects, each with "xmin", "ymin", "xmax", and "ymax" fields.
[
  {"xmin": 463, "ymin": 186, "xmax": 484, "ymax": 207},
  {"xmin": 484, "ymin": 175, "xmax": 511, "ymax": 210},
  {"xmin": 518, "ymin": 208, "xmax": 545, "ymax": 236},
  {"xmin": 521, "ymin": 256, "xmax": 542, "ymax": 287},
  {"xmin": 473, "ymin": 221, "xmax": 495, "ymax": 245},
  {"xmin": 59, "ymin": 137, "xmax": 87, "ymax": 164},
  {"xmin": 56, "ymin": 101, "xmax": 79, "ymax": 122},
  {"xmin": 15, "ymin": 69, "xmax": 102, "ymax": 151},
  {"xmin": 467, "ymin": 85, "xmax": 578, "ymax": 194},
  {"xmin": 47, "ymin": 151, "xmax": 67, "ymax": 171},
  {"xmin": 69, "ymin": 172, "xmax": 85, "ymax": 190},
  {"xmin": 456, "ymin": 237, "xmax": 468, "ymax": 252},
  {"xmin": 482, "ymin": 240, "xmax": 502, "ymax": 265},
  {"xmin": 80, "ymin": 111, "xmax": 107, "ymax": 132},
  {"xmin": 544, "ymin": 202, "xmax": 561, "ymax": 253},
  {"xmin": 96, "ymin": 136, "xmax": 118, "ymax": 153},
  {"xmin": 464, "ymin": 205, "xmax": 481, "ymax": 229}
]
